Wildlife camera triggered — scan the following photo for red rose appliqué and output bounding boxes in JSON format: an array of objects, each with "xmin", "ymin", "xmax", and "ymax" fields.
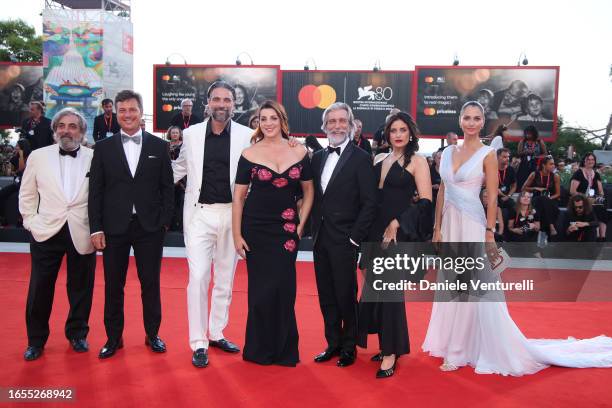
[
  {"xmin": 272, "ymin": 177, "xmax": 289, "ymax": 188},
  {"xmin": 283, "ymin": 223, "xmax": 297, "ymax": 233},
  {"xmin": 257, "ymin": 168, "xmax": 273, "ymax": 181},
  {"xmin": 284, "ymin": 239, "xmax": 297, "ymax": 252},
  {"xmin": 281, "ymin": 208, "xmax": 295, "ymax": 220},
  {"xmin": 250, "ymin": 167, "xmax": 258, "ymax": 179},
  {"xmin": 288, "ymin": 166, "xmax": 301, "ymax": 180}
]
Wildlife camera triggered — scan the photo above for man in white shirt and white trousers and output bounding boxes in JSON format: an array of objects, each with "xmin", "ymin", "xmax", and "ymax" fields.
[{"xmin": 172, "ymin": 81, "xmax": 252, "ymax": 368}]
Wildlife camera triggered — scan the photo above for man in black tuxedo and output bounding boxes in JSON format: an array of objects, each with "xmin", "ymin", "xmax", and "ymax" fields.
[
  {"xmin": 19, "ymin": 101, "xmax": 54, "ymax": 151},
  {"xmin": 89, "ymin": 90, "xmax": 174, "ymax": 359},
  {"xmin": 311, "ymin": 102, "xmax": 377, "ymax": 367},
  {"xmin": 92, "ymin": 98, "xmax": 120, "ymax": 142}
]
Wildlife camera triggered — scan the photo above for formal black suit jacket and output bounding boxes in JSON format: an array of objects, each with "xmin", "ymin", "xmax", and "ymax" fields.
[
  {"xmin": 88, "ymin": 131, "xmax": 174, "ymax": 235},
  {"xmin": 311, "ymin": 141, "xmax": 377, "ymax": 245},
  {"xmin": 354, "ymin": 136, "xmax": 373, "ymax": 156},
  {"xmin": 92, "ymin": 113, "xmax": 120, "ymax": 142},
  {"xmin": 20, "ymin": 116, "xmax": 54, "ymax": 151}
]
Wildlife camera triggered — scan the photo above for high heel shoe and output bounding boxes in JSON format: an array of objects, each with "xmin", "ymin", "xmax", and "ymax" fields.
[
  {"xmin": 439, "ymin": 360, "xmax": 458, "ymax": 371},
  {"xmin": 371, "ymin": 352, "xmax": 383, "ymax": 362},
  {"xmin": 376, "ymin": 355, "xmax": 398, "ymax": 379}
]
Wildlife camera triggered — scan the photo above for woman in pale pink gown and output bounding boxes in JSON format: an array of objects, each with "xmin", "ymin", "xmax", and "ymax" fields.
[{"xmin": 422, "ymin": 101, "xmax": 612, "ymax": 376}]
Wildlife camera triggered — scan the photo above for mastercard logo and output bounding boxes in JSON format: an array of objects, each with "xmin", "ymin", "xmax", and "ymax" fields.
[
  {"xmin": 162, "ymin": 104, "xmax": 173, "ymax": 112},
  {"xmin": 424, "ymin": 76, "xmax": 434, "ymax": 83},
  {"xmin": 423, "ymin": 107, "xmax": 436, "ymax": 116},
  {"xmin": 298, "ymin": 84, "xmax": 337, "ymax": 109},
  {"xmin": 161, "ymin": 75, "xmax": 170, "ymax": 81}
]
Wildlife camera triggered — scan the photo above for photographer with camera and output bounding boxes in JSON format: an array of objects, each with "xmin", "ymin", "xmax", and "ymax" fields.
[{"xmin": 507, "ymin": 191, "xmax": 540, "ymax": 242}]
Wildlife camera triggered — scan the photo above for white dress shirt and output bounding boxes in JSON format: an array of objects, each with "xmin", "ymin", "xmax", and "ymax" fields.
[
  {"xmin": 59, "ymin": 147, "xmax": 82, "ymax": 202},
  {"xmin": 321, "ymin": 136, "xmax": 350, "ymax": 193},
  {"xmin": 121, "ymin": 129, "xmax": 143, "ymax": 177},
  {"xmin": 319, "ymin": 137, "xmax": 359, "ymax": 246},
  {"xmin": 121, "ymin": 128, "xmax": 142, "ymax": 214}
]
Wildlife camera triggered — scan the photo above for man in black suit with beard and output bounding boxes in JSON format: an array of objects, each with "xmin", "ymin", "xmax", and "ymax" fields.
[
  {"xmin": 311, "ymin": 102, "xmax": 377, "ymax": 367},
  {"xmin": 89, "ymin": 90, "xmax": 174, "ymax": 359}
]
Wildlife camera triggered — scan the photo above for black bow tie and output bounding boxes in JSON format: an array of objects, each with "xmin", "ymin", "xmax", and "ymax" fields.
[
  {"xmin": 327, "ymin": 146, "xmax": 341, "ymax": 155},
  {"xmin": 59, "ymin": 147, "xmax": 79, "ymax": 158}
]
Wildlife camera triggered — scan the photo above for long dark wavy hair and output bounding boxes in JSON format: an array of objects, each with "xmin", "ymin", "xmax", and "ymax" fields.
[
  {"xmin": 384, "ymin": 111, "xmax": 420, "ymax": 170},
  {"xmin": 250, "ymin": 100, "xmax": 290, "ymax": 144},
  {"xmin": 17, "ymin": 138, "xmax": 32, "ymax": 161}
]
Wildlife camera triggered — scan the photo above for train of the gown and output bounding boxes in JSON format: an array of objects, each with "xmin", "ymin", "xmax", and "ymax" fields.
[{"xmin": 422, "ymin": 300, "xmax": 612, "ymax": 376}]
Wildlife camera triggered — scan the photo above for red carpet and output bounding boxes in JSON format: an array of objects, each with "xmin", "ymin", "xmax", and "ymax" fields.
[{"xmin": 1, "ymin": 253, "xmax": 612, "ymax": 407}]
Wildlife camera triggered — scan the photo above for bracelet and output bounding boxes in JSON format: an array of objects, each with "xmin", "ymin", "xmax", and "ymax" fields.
[{"xmin": 485, "ymin": 227, "xmax": 495, "ymax": 233}]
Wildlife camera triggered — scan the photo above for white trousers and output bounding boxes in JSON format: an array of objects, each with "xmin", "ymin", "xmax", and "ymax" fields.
[{"xmin": 185, "ymin": 203, "xmax": 238, "ymax": 350}]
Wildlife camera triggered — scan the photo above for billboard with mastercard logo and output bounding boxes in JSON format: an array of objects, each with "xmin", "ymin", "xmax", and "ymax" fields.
[
  {"xmin": 153, "ymin": 65, "xmax": 280, "ymax": 132},
  {"xmin": 282, "ymin": 70, "xmax": 413, "ymax": 136},
  {"xmin": 414, "ymin": 66, "xmax": 560, "ymax": 141}
]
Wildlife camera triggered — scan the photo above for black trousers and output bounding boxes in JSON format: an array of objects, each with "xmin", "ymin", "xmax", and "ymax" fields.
[
  {"xmin": 313, "ymin": 226, "xmax": 359, "ymax": 352},
  {"xmin": 25, "ymin": 223, "xmax": 96, "ymax": 347},
  {"xmin": 103, "ymin": 216, "xmax": 165, "ymax": 342}
]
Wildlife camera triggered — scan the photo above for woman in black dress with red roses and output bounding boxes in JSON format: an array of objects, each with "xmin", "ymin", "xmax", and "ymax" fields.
[{"xmin": 232, "ymin": 100, "xmax": 314, "ymax": 366}]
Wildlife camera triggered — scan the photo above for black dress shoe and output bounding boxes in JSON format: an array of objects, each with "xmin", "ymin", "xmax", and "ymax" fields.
[
  {"xmin": 337, "ymin": 350, "xmax": 356, "ymax": 367},
  {"xmin": 192, "ymin": 348, "xmax": 209, "ymax": 368},
  {"xmin": 24, "ymin": 346, "xmax": 43, "ymax": 361},
  {"xmin": 209, "ymin": 338, "xmax": 240, "ymax": 353},
  {"xmin": 69, "ymin": 338, "xmax": 89, "ymax": 353},
  {"xmin": 371, "ymin": 352, "xmax": 383, "ymax": 362},
  {"xmin": 376, "ymin": 356, "xmax": 398, "ymax": 379},
  {"xmin": 98, "ymin": 339, "xmax": 123, "ymax": 359},
  {"xmin": 145, "ymin": 336, "xmax": 167, "ymax": 353},
  {"xmin": 314, "ymin": 348, "xmax": 340, "ymax": 363}
]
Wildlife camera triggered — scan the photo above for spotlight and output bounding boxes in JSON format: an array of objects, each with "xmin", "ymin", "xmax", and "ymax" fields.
[
  {"xmin": 517, "ymin": 52, "xmax": 529, "ymax": 66},
  {"xmin": 372, "ymin": 59, "xmax": 381, "ymax": 72},
  {"xmin": 236, "ymin": 52, "xmax": 254, "ymax": 66},
  {"xmin": 165, "ymin": 53, "xmax": 188, "ymax": 65},
  {"xmin": 452, "ymin": 53, "xmax": 459, "ymax": 66},
  {"xmin": 304, "ymin": 57, "xmax": 317, "ymax": 71}
]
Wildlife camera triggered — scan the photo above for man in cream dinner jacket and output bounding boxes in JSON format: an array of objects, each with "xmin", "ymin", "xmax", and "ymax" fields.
[
  {"xmin": 172, "ymin": 81, "xmax": 252, "ymax": 368},
  {"xmin": 19, "ymin": 108, "xmax": 96, "ymax": 361}
]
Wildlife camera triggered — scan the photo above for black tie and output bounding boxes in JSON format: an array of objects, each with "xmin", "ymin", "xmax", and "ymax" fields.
[
  {"xmin": 327, "ymin": 146, "xmax": 341, "ymax": 155},
  {"xmin": 59, "ymin": 147, "xmax": 79, "ymax": 158}
]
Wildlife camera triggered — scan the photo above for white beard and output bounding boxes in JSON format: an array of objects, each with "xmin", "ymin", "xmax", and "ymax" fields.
[{"xmin": 327, "ymin": 133, "xmax": 349, "ymax": 147}]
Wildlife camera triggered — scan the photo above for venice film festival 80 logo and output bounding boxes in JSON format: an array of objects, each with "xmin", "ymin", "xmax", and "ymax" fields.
[{"xmin": 353, "ymin": 84, "xmax": 394, "ymax": 112}]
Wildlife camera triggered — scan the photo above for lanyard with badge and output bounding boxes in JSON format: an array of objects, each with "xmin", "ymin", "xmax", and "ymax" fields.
[
  {"xmin": 28, "ymin": 118, "xmax": 39, "ymax": 136},
  {"xmin": 499, "ymin": 168, "xmax": 507, "ymax": 193},
  {"xmin": 540, "ymin": 171, "xmax": 551, "ymax": 197},
  {"xmin": 104, "ymin": 113, "xmax": 114, "ymax": 138},
  {"xmin": 584, "ymin": 169, "xmax": 596, "ymax": 197}
]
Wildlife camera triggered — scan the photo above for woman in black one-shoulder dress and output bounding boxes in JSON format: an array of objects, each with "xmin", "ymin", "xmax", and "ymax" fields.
[{"xmin": 357, "ymin": 111, "xmax": 433, "ymax": 378}]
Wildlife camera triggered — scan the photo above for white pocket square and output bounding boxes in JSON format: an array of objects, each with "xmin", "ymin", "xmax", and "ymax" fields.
[{"xmin": 148, "ymin": 155, "xmax": 158, "ymax": 159}]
